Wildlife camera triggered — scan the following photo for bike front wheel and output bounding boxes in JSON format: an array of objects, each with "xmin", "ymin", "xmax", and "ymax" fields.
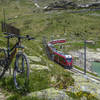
[
  {"xmin": 0, "ymin": 49, "xmax": 7, "ymax": 78},
  {"xmin": 13, "ymin": 52, "xmax": 29, "ymax": 89}
]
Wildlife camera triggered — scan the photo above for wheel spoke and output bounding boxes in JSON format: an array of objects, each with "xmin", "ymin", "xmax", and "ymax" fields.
[
  {"xmin": 14, "ymin": 53, "xmax": 29, "ymax": 89},
  {"xmin": 0, "ymin": 49, "xmax": 7, "ymax": 77}
]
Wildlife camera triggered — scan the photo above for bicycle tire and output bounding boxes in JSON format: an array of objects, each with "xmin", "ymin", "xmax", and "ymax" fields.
[
  {"xmin": 13, "ymin": 52, "xmax": 29, "ymax": 89},
  {"xmin": 0, "ymin": 49, "xmax": 7, "ymax": 78}
]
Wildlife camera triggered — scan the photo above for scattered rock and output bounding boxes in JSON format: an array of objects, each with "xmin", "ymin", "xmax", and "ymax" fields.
[
  {"xmin": 34, "ymin": 3, "xmax": 40, "ymax": 8},
  {"xmin": 80, "ymin": 96, "xmax": 87, "ymax": 100},
  {"xmin": 67, "ymin": 73, "xmax": 100, "ymax": 99},
  {"xmin": 44, "ymin": 0, "xmax": 100, "ymax": 11},
  {"xmin": 50, "ymin": 64, "xmax": 54, "ymax": 67},
  {"xmin": 56, "ymin": 35, "xmax": 60, "ymax": 38},
  {"xmin": 15, "ymin": 16, "xmax": 18, "ymax": 18},
  {"xmin": 97, "ymin": 89, "xmax": 100, "ymax": 95},
  {"xmin": 28, "ymin": 56, "xmax": 41, "ymax": 62},
  {"xmin": 51, "ymin": 76, "xmax": 57, "ymax": 82},
  {"xmin": 27, "ymin": 88, "xmax": 73, "ymax": 100},
  {"xmin": 80, "ymin": 86, "xmax": 90, "ymax": 92},
  {"xmin": 97, "ymin": 48, "xmax": 100, "ymax": 52},
  {"xmin": 0, "ymin": 89, "xmax": 6, "ymax": 100},
  {"xmin": 30, "ymin": 64, "xmax": 50, "ymax": 71},
  {"xmin": 44, "ymin": 1, "xmax": 77, "ymax": 11},
  {"xmin": 89, "ymin": 13, "xmax": 100, "ymax": 16}
]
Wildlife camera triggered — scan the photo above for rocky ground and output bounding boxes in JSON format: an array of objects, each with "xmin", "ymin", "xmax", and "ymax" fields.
[
  {"xmin": 26, "ymin": 70, "xmax": 100, "ymax": 100},
  {"xmin": 1, "ymin": 55, "xmax": 100, "ymax": 100},
  {"xmin": 69, "ymin": 72, "xmax": 100, "ymax": 100},
  {"xmin": 0, "ymin": 89, "xmax": 6, "ymax": 100},
  {"xmin": 26, "ymin": 56, "xmax": 100, "ymax": 100},
  {"xmin": 43, "ymin": 0, "xmax": 100, "ymax": 11}
]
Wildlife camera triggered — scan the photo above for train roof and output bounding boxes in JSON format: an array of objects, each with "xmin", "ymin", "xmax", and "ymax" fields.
[
  {"xmin": 56, "ymin": 51, "xmax": 72, "ymax": 58},
  {"xmin": 50, "ymin": 39, "xmax": 66, "ymax": 41},
  {"xmin": 57, "ymin": 51, "xmax": 64, "ymax": 55},
  {"xmin": 49, "ymin": 39, "xmax": 66, "ymax": 44}
]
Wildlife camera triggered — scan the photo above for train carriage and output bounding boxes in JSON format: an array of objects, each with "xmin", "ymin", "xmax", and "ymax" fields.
[
  {"xmin": 47, "ymin": 39, "xmax": 73, "ymax": 69},
  {"xmin": 52, "ymin": 51, "xmax": 73, "ymax": 69}
]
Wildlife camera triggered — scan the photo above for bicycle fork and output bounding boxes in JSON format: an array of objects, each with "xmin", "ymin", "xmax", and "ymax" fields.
[{"xmin": 8, "ymin": 48, "xmax": 18, "ymax": 75}]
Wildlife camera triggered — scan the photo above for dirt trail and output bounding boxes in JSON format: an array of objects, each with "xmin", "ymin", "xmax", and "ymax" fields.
[{"xmin": 0, "ymin": 89, "xmax": 6, "ymax": 100}]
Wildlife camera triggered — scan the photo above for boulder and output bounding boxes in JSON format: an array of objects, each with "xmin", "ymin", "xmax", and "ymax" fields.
[
  {"xmin": 30, "ymin": 64, "xmax": 50, "ymax": 71},
  {"xmin": 28, "ymin": 56, "xmax": 41, "ymax": 62},
  {"xmin": 27, "ymin": 88, "xmax": 73, "ymax": 100}
]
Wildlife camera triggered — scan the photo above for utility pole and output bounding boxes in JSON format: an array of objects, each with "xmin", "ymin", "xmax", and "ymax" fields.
[
  {"xmin": 84, "ymin": 40, "xmax": 86, "ymax": 74},
  {"xmin": 3, "ymin": 8, "xmax": 6, "ymax": 23},
  {"xmin": 3, "ymin": 8, "xmax": 6, "ymax": 32}
]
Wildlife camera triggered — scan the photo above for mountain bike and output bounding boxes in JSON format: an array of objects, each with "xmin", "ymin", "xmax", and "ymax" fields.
[{"xmin": 0, "ymin": 32, "xmax": 34, "ymax": 89}]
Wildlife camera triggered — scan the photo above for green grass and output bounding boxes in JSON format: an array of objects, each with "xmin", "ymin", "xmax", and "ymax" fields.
[
  {"xmin": 0, "ymin": 60, "xmax": 74, "ymax": 99},
  {"xmin": 66, "ymin": 91, "xmax": 98, "ymax": 100},
  {"xmin": 0, "ymin": 0, "xmax": 100, "ymax": 99},
  {"xmin": 7, "ymin": 94, "xmax": 47, "ymax": 100}
]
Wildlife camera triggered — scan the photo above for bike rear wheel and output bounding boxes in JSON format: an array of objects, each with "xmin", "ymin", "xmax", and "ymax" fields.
[
  {"xmin": 13, "ymin": 52, "xmax": 29, "ymax": 89},
  {"xmin": 0, "ymin": 49, "xmax": 7, "ymax": 78}
]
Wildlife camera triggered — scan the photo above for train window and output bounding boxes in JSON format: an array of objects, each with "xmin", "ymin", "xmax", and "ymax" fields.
[
  {"xmin": 55, "ymin": 54, "xmax": 58, "ymax": 58},
  {"xmin": 63, "ymin": 58, "xmax": 66, "ymax": 63},
  {"xmin": 59, "ymin": 57, "xmax": 65, "ymax": 62},
  {"xmin": 66, "ymin": 58, "xmax": 72, "ymax": 62},
  {"xmin": 59, "ymin": 57, "xmax": 63, "ymax": 61}
]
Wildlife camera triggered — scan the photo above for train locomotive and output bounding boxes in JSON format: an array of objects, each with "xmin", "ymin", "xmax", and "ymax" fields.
[{"xmin": 47, "ymin": 39, "xmax": 73, "ymax": 69}]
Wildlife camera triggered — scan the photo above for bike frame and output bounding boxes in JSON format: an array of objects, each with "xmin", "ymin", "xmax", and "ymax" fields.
[{"xmin": 6, "ymin": 36, "xmax": 24, "ymax": 65}]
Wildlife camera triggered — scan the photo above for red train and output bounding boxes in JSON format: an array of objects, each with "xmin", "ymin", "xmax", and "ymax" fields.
[{"xmin": 47, "ymin": 39, "xmax": 73, "ymax": 69}]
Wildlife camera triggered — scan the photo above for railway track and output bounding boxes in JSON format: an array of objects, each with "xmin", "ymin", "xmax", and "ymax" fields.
[
  {"xmin": 69, "ymin": 67, "xmax": 100, "ymax": 83},
  {"xmin": 70, "ymin": 67, "xmax": 84, "ymax": 74}
]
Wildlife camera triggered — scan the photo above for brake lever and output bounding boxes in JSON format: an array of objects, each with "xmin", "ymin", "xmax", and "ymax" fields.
[
  {"xmin": 28, "ymin": 37, "xmax": 35, "ymax": 40},
  {"xmin": 26, "ymin": 35, "xmax": 35, "ymax": 40}
]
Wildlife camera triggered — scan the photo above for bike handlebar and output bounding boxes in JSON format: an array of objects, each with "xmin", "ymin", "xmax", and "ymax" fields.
[{"xmin": 2, "ymin": 32, "xmax": 35, "ymax": 40}]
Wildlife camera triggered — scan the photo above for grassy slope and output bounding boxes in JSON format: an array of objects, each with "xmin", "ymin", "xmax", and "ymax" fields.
[
  {"xmin": 0, "ymin": 0, "xmax": 74, "ymax": 100},
  {"xmin": 0, "ymin": 0, "xmax": 100, "ymax": 100}
]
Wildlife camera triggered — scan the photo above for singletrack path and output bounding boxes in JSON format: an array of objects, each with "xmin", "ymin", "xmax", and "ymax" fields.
[{"xmin": 0, "ymin": 89, "xmax": 6, "ymax": 100}]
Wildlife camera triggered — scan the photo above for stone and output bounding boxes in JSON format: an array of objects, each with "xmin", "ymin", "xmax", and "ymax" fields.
[
  {"xmin": 97, "ymin": 89, "xmax": 100, "ymax": 94},
  {"xmin": 15, "ymin": 16, "xmax": 18, "ymax": 18},
  {"xmin": 81, "ymin": 96, "xmax": 87, "ymax": 100},
  {"xmin": 50, "ymin": 64, "xmax": 53, "ymax": 67},
  {"xmin": 70, "ymin": 73, "xmax": 100, "ymax": 99},
  {"xmin": 28, "ymin": 56, "xmax": 41, "ymax": 62},
  {"xmin": 97, "ymin": 48, "xmax": 100, "ymax": 52},
  {"xmin": 30, "ymin": 64, "xmax": 50, "ymax": 71},
  {"xmin": 27, "ymin": 88, "xmax": 73, "ymax": 100},
  {"xmin": 80, "ymin": 86, "xmax": 89, "ymax": 92},
  {"xmin": 51, "ymin": 76, "xmax": 56, "ymax": 82}
]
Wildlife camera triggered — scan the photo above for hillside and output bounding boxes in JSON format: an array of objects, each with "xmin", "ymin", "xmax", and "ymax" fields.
[{"xmin": 0, "ymin": 0, "xmax": 100, "ymax": 100}]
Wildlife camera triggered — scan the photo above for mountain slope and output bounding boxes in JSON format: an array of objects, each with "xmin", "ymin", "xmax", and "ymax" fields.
[{"xmin": 0, "ymin": 0, "xmax": 100, "ymax": 100}]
